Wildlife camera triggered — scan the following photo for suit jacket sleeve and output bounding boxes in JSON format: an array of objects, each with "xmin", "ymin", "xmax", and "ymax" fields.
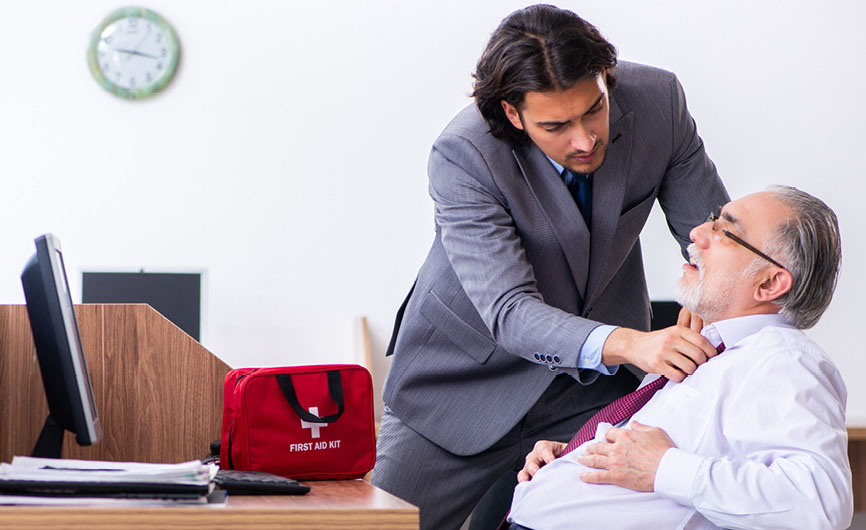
[
  {"xmin": 428, "ymin": 133, "xmax": 600, "ymax": 380},
  {"xmin": 657, "ymin": 75, "xmax": 729, "ymax": 255}
]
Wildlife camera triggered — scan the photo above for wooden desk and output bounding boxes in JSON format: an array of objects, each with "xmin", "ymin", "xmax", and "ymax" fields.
[
  {"xmin": 0, "ymin": 305, "xmax": 418, "ymax": 526},
  {"xmin": 0, "ymin": 480, "xmax": 418, "ymax": 529},
  {"xmin": 0, "ymin": 304, "xmax": 230, "ymax": 465}
]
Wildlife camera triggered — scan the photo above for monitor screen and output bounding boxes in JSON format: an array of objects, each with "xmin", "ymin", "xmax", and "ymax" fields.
[{"xmin": 21, "ymin": 234, "xmax": 102, "ymax": 457}]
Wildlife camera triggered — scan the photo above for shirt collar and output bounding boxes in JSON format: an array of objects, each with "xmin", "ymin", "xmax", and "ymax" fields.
[
  {"xmin": 702, "ymin": 313, "xmax": 793, "ymax": 350},
  {"xmin": 546, "ymin": 155, "xmax": 566, "ymax": 176}
]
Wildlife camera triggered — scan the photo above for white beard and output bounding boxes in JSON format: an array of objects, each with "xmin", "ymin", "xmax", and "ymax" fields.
[{"xmin": 674, "ymin": 244, "xmax": 736, "ymax": 323}]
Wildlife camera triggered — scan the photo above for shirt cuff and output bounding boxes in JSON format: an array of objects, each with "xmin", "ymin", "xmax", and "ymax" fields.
[
  {"xmin": 654, "ymin": 447, "xmax": 705, "ymax": 507},
  {"xmin": 578, "ymin": 325, "xmax": 619, "ymax": 375}
]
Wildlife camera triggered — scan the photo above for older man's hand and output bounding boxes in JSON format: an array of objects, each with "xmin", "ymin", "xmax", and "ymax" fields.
[
  {"xmin": 517, "ymin": 440, "xmax": 567, "ymax": 482},
  {"xmin": 576, "ymin": 421, "xmax": 675, "ymax": 491}
]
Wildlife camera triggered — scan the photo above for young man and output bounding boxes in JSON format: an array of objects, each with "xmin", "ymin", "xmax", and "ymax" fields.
[
  {"xmin": 373, "ymin": 5, "xmax": 728, "ymax": 528},
  {"xmin": 510, "ymin": 187, "xmax": 851, "ymax": 529}
]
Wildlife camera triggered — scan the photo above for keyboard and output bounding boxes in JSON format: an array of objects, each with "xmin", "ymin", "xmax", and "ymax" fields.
[{"xmin": 213, "ymin": 469, "xmax": 310, "ymax": 495}]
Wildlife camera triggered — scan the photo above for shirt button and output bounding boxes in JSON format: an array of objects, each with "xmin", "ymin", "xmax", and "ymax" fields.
[{"xmin": 548, "ymin": 366, "xmax": 558, "ymax": 371}]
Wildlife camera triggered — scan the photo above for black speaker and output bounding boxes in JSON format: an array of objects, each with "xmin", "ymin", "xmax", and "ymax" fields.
[{"xmin": 82, "ymin": 272, "xmax": 201, "ymax": 341}]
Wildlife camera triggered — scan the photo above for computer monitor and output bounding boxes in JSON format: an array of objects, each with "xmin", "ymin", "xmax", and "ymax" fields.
[{"xmin": 21, "ymin": 234, "xmax": 102, "ymax": 458}]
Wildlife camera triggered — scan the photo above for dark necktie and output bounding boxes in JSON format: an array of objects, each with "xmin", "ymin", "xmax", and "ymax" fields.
[
  {"xmin": 561, "ymin": 341, "xmax": 726, "ymax": 456},
  {"xmin": 563, "ymin": 169, "xmax": 592, "ymax": 231}
]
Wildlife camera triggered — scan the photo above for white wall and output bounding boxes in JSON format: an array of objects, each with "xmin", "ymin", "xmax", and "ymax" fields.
[{"xmin": 1, "ymin": 1, "xmax": 864, "ymax": 422}]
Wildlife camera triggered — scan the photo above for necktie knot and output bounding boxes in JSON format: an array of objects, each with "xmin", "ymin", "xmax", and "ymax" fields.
[
  {"xmin": 563, "ymin": 169, "xmax": 588, "ymax": 185},
  {"xmin": 562, "ymin": 169, "xmax": 592, "ymax": 230}
]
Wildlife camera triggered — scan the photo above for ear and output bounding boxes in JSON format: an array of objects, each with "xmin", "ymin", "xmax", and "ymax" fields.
[
  {"xmin": 754, "ymin": 268, "xmax": 793, "ymax": 303},
  {"xmin": 501, "ymin": 100, "xmax": 524, "ymax": 131}
]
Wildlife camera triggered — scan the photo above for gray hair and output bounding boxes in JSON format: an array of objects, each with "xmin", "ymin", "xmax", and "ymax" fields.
[{"xmin": 762, "ymin": 186, "xmax": 842, "ymax": 329}]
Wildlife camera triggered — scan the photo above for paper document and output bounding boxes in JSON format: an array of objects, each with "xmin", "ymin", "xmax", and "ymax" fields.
[
  {"xmin": 0, "ymin": 457, "xmax": 216, "ymax": 485},
  {"xmin": 0, "ymin": 493, "xmax": 218, "ymax": 506}
]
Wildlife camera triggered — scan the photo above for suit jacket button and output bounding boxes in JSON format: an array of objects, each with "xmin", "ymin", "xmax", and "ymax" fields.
[
  {"xmin": 545, "ymin": 354, "xmax": 553, "ymax": 363},
  {"xmin": 553, "ymin": 355, "xmax": 561, "ymax": 364},
  {"xmin": 533, "ymin": 352, "xmax": 541, "ymax": 360}
]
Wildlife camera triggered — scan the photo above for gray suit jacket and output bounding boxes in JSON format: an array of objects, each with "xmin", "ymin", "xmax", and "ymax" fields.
[{"xmin": 382, "ymin": 62, "xmax": 729, "ymax": 456}]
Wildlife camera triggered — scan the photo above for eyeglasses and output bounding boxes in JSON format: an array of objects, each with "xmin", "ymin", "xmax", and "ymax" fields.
[{"xmin": 706, "ymin": 212, "xmax": 787, "ymax": 270}]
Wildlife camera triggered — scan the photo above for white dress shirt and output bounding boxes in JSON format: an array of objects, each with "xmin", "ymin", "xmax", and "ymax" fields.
[{"xmin": 509, "ymin": 313, "xmax": 852, "ymax": 529}]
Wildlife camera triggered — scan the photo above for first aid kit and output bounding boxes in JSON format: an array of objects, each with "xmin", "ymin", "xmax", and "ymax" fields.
[{"xmin": 220, "ymin": 364, "xmax": 375, "ymax": 480}]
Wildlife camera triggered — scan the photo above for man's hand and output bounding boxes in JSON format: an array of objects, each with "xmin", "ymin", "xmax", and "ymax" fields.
[
  {"xmin": 517, "ymin": 440, "xmax": 566, "ymax": 482},
  {"xmin": 676, "ymin": 306, "xmax": 704, "ymax": 333},
  {"xmin": 576, "ymin": 421, "xmax": 675, "ymax": 491},
  {"xmin": 601, "ymin": 308, "xmax": 715, "ymax": 382}
]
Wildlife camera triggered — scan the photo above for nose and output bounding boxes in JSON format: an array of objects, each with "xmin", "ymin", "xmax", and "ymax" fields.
[
  {"xmin": 569, "ymin": 124, "xmax": 596, "ymax": 153},
  {"xmin": 690, "ymin": 221, "xmax": 712, "ymax": 247}
]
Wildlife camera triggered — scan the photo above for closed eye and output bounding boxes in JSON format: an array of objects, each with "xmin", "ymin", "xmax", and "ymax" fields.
[
  {"xmin": 543, "ymin": 123, "xmax": 566, "ymax": 133},
  {"xmin": 586, "ymin": 100, "xmax": 604, "ymax": 115}
]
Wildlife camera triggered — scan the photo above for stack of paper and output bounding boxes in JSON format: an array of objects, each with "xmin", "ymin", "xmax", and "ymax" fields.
[{"xmin": 0, "ymin": 457, "xmax": 219, "ymax": 506}]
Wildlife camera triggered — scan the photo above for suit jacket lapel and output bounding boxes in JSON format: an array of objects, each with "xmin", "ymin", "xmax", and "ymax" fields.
[
  {"xmin": 512, "ymin": 143, "xmax": 590, "ymax": 301},
  {"xmin": 584, "ymin": 96, "xmax": 635, "ymax": 308}
]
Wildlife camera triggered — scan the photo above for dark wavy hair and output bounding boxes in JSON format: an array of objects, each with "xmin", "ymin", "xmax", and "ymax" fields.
[{"xmin": 472, "ymin": 5, "xmax": 617, "ymax": 144}]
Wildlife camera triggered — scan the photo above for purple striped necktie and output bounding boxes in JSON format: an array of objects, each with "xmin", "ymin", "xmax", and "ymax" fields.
[{"xmin": 561, "ymin": 341, "xmax": 726, "ymax": 456}]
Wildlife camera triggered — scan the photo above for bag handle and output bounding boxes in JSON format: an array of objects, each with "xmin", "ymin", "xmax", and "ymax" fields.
[{"xmin": 276, "ymin": 371, "xmax": 345, "ymax": 423}]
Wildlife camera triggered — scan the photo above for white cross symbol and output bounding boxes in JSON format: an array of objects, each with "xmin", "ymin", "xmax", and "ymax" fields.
[{"xmin": 300, "ymin": 407, "xmax": 328, "ymax": 439}]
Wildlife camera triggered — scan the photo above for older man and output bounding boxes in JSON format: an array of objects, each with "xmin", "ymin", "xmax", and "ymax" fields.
[{"xmin": 508, "ymin": 186, "xmax": 852, "ymax": 529}]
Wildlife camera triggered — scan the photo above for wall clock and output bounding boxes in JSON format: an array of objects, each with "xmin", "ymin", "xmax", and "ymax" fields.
[{"xmin": 87, "ymin": 7, "xmax": 179, "ymax": 99}]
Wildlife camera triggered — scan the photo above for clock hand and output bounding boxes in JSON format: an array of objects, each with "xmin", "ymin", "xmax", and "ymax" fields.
[
  {"xmin": 125, "ymin": 24, "xmax": 152, "ymax": 62},
  {"xmin": 115, "ymin": 48, "xmax": 159, "ymax": 60}
]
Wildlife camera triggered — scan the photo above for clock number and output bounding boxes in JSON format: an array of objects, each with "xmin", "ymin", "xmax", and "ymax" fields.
[
  {"xmin": 157, "ymin": 62, "xmax": 163, "ymax": 70},
  {"xmin": 155, "ymin": 33, "xmax": 162, "ymax": 43},
  {"xmin": 128, "ymin": 18, "xmax": 137, "ymax": 27},
  {"xmin": 103, "ymin": 63, "xmax": 110, "ymax": 72},
  {"xmin": 129, "ymin": 77, "xmax": 136, "ymax": 87},
  {"xmin": 146, "ymin": 72, "xmax": 153, "ymax": 82},
  {"xmin": 161, "ymin": 47, "xmax": 167, "ymax": 57}
]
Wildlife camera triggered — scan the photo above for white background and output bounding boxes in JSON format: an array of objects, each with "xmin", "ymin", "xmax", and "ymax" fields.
[{"xmin": 1, "ymin": 1, "xmax": 864, "ymax": 422}]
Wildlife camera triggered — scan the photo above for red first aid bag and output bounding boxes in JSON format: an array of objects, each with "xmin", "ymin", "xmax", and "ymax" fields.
[{"xmin": 220, "ymin": 364, "xmax": 375, "ymax": 480}]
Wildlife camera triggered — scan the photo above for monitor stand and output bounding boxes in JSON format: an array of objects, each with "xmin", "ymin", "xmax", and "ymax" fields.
[{"xmin": 31, "ymin": 415, "xmax": 64, "ymax": 459}]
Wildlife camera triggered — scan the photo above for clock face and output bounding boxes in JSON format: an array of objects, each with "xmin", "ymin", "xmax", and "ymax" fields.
[{"xmin": 87, "ymin": 8, "xmax": 179, "ymax": 99}]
